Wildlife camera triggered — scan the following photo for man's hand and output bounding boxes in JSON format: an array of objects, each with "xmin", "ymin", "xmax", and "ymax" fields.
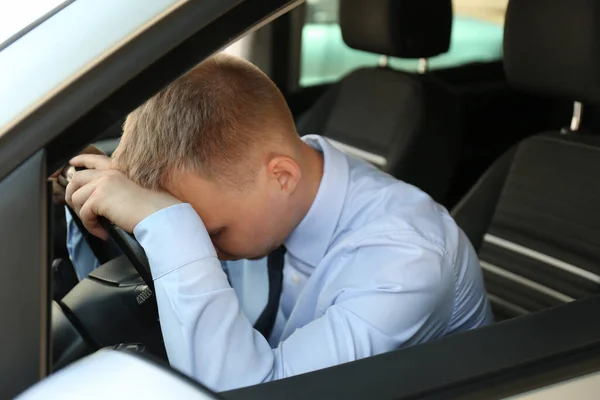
[
  {"xmin": 50, "ymin": 145, "xmax": 106, "ymax": 205},
  {"xmin": 65, "ymin": 154, "xmax": 182, "ymax": 240}
]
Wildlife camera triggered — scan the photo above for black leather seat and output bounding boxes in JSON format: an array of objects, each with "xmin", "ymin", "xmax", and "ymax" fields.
[
  {"xmin": 453, "ymin": 0, "xmax": 600, "ymax": 321},
  {"xmin": 297, "ymin": 0, "xmax": 461, "ymax": 204}
]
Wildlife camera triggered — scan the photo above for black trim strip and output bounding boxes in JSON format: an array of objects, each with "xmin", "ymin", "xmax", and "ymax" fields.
[{"xmin": 433, "ymin": 345, "xmax": 600, "ymax": 400}]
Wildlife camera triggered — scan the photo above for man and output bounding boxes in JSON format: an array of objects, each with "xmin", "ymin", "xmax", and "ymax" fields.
[{"xmin": 64, "ymin": 54, "xmax": 493, "ymax": 391}]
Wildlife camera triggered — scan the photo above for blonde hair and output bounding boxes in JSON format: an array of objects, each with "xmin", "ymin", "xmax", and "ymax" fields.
[{"xmin": 113, "ymin": 53, "xmax": 295, "ymax": 190}]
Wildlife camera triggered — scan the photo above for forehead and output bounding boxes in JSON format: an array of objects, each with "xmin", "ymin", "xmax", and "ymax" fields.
[
  {"xmin": 163, "ymin": 169, "xmax": 237, "ymax": 213},
  {"xmin": 163, "ymin": 168, "xmax": 209, "ymax": 196}
]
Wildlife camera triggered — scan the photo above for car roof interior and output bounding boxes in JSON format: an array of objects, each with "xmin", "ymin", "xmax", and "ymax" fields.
[{"xmin": 4, "ymin": 0, "xmax": 600, "ymax": 398}]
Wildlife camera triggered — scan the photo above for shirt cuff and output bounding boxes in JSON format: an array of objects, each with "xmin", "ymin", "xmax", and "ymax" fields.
[{"xmin": 133, "ymin": 203, "xmax": 217, "ymax": 279}]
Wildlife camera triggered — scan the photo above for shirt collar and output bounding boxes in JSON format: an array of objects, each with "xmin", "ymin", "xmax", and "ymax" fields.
[{"xmin": 284, "ymin": 135, "xmax": 349, "ymax": 268}]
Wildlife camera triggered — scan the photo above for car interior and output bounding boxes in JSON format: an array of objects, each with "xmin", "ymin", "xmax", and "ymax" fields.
[
  {"xmin": 5, "ymin": 0, "xmax": 600, "ymax": 398},
  {"xmin": 296, "ymin": 1, "xmax": 462, "ymax": 204}
]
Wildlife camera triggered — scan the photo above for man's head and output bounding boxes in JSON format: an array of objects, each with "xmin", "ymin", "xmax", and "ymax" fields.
[{"xmin": 113, "ymin": 54, "xmax": 322, "ymax": 260}]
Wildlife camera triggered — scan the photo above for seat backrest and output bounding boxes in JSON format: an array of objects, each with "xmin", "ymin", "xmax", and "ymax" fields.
[
  {"xmin": 453, "ymin": 0, "xmax": 600, "ymax": 321},
  {"xmin": 454, "ymin": 134, "xmax": 600, "ymax": 320},
  {"xmin": 297, "ymin": 0, "xmax": 460, "ymax": 204}
]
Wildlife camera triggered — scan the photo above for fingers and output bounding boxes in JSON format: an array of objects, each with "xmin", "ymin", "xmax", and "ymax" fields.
[
  {"xmin": 57, "ymin": 174, "xmax": 69, "ymax": 188},
  {"xmin": 65, "ymin": 169, "xmax": 113, "ymax": 207},
  {"xmin": 69, "ymin": 154, "xmax": 113, "ymax": 171},
  {"xmin": 68, "ymin": 179, "xmax": 97, "ymax": 213},
  {"xmin": 50, "ymin": 179, "xmax": 66, "ymax": 205},
  {"xmin": 48, "ymin": 168, "xmax": 72, "ymax": 206},
  {"xmin": 79, "ymin": 196, "xmax": 109, "ymax": 241},
  {"xmin": 65, "ymin": 171, "xmax": 111, "ymax": 241},
  {"xmin": 50, "ymin": 168, "xmax": 64, "ymax": 179},
  {"xmin": 50, "ymin": 145, "xmax": 106, "ymax": 178}
]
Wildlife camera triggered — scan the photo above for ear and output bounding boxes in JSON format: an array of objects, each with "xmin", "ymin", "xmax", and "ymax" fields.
[{"xmin": 267, "ymin": 156, "xmax": 302, "ymax": 194}]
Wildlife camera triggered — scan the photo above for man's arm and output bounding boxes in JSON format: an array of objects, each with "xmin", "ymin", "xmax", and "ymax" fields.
[{"xmin": 135, "ymin": 204, "xmax": 457, "ymax": 391}]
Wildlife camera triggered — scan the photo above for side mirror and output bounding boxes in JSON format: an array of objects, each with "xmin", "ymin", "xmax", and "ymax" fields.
[{"xmin": 17, "ymin": 349, "xmax": 220, "ymax": 399}]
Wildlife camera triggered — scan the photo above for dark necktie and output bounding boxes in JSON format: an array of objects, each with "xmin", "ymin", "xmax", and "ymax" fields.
[{"xmin": 254, "ymin": 246, "xmax": 286, "ymax": 339}]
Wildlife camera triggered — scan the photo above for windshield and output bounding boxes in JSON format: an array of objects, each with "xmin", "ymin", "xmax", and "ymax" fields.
[{"xmin": 0, "ymin": 0, "xmax": 70, "ymax": 50}]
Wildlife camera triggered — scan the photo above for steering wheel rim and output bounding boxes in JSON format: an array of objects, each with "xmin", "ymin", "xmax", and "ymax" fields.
[
  {"xmin": 102, "ymin": 220, "xmax": 154, "ymax": 290},
  {"xmin": 65, "ymin": 205, "xmax": 154, "ymax": 290}
]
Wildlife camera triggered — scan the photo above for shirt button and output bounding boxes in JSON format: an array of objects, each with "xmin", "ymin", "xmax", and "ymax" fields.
[{"xmin": 292, "ymin": 274, "xmax": 301, "ymax": 284}]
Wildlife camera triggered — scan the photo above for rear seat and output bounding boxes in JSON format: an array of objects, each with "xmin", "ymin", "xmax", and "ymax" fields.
[
  {"xmin": 297, "ymin": 0, "xmax": 462, "ymax": 204},
  {"xmin": 452, "ymin": 0, "xmax": 600, "ymax": 320}
]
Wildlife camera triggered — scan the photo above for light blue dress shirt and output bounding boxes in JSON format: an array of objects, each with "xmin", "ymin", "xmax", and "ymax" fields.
[
  {"xmin": 68, "ymin": 135, "xmax": 493, "ymax": 391},
  {"xmin": 66, "ymin": 211, "xmax": 100, "ymax": 281}
]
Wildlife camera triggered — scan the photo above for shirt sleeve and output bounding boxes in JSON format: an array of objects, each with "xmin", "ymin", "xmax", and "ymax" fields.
[
  {"xmin": 134, "ymin": 204, "xmax": 456, "ymax": 392},
  {"xmin": 65, "ymin": 207, "xmax": 101, "ymax": 280}
]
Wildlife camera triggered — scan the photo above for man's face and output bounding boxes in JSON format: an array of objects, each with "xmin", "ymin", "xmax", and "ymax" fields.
[{"xmin": 164, "ymin": 170, "xmax": 291, "ymax": 261}]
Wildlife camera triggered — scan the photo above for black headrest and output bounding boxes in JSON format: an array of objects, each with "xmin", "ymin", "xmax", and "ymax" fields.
[
  {"xmin": 504, "ymin": 0, "xmax": 600, "ymax": 103},
  {"xmin": 339, "ymin": 0, "xmax": 452, "ymax": 59}
]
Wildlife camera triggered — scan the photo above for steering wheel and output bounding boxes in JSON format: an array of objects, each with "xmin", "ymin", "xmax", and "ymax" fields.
[
  {"xmin": 62, "ymin": 166, "xmax": 154, "ymax": 291},
  {"xmin": 50, "ymin": 166, "xmax": 167, "ymax": 370}
]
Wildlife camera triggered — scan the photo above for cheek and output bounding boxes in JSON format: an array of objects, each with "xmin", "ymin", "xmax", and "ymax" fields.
[{"xmin": 235, "ymin": 207, "xmax": 273, "ymax": 244}]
